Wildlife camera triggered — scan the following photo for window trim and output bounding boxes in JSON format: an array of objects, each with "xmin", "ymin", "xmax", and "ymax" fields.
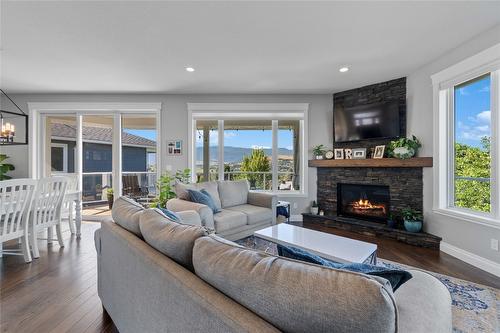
[
  {"xmin": 187, "ymin": 103, "xmax": 309, "ymax": 196},
  {"xmin": 50, "ymin": 142, "xmax": 68, "ymax": 173},
  {"xmin": 432, "ymin": 43, "xmax": 500, "ymax": 225}
]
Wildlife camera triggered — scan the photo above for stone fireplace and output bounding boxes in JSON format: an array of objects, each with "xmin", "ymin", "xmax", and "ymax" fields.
[{"xmin": 337, "ymin": 183, "xmax": 390, "ymax": 222}]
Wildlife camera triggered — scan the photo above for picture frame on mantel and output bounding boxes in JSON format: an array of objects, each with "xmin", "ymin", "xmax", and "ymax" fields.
[{"xmin": 352, "ymin": 148, "xmax": 367, "ymax": 159}]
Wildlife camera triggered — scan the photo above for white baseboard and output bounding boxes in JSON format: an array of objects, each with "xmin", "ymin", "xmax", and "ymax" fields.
[
  {"xmin": 440, "ymin": 242, "xmax": 500, "ymax": 277},
  {"xmin": 290, "ymin": 214, "xmax": 303, "ymax": 222}
]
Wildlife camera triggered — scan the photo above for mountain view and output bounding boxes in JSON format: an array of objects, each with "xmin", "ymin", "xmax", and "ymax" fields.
[{"xmin": 196, "ymin": 146, "xmax": 293, "ymax": 163}]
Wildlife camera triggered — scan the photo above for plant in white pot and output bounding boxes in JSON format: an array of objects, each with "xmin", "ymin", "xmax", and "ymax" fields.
[
  {"xmin": 312, "ymin": 145, "xmax": 326, "ymax": 160},
  {"xmin": 387, "ymin": 135, "xmax": 422, "ymax": 159},
  {"xmin": 310, "ymin": 200, "xmax": 319, "ymax": 215}
]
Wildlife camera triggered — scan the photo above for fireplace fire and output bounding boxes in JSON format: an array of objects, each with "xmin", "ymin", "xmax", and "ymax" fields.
[{"xmin": 337, "ymin": 183, "xmax": 390, "ymax": 222}]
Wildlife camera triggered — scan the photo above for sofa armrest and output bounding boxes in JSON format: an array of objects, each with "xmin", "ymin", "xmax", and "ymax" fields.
[
  {"xmin": 176, "ymin": 210, "xmax": 202, "ymax": 226},
  {"xmin": 167, "ymin": 198, "xmax": 214, "ymax": 230},
  {"xmin": 247, "ymin": 192, "xmax": 277, "ymax": 225}
]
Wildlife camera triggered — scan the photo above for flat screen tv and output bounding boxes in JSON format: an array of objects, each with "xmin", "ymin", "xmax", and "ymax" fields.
[{"xmin": 334, "ymin": 101, "xmax": 401, "ymax": 142}]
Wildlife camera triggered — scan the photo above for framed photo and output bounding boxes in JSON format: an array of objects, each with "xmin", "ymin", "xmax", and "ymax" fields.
[
  {"xmin": 167, "ymin": 140, "xmax": 183, "ymax": 155},
  {"xmin": 334, "ymin": 148, "xmax": 344, "ymax": 160},
  {"xmin": 352, "ymin": 148, "xmax": 367, "ymax": 159},
  {"xmin": 373, "ymin": 145, "xmax": 385, "ymax": 159},
  {"xmin": 344, "ymin": 148, "xmax": 353, "ymax": 159}
]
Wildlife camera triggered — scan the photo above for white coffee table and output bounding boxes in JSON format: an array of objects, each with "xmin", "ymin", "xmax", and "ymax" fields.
[{"xmin": 254, "ymin": 223, "xmax": 377, "ymax": 264}]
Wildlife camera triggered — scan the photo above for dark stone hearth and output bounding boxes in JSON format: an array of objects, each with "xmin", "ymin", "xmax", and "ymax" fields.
[
  {"xmin": 317, "ymin": 167, "xmax": 423, "ymax": 216},
  {"xmin": 302, "ymin": 213, "xmax": 441, "ymax": 250}
]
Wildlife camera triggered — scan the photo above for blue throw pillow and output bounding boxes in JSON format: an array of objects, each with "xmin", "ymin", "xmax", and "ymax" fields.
[
  {"xmin": 158, "ymin": 207, "xmax": 181, "ymax": 223},
  {"xmin": 277, "ymin": 244, "xmax": 412, "ymax": 291},
  {"xmin": 187, "ymin": 189, "xmax": 220, "ymax": 214}
]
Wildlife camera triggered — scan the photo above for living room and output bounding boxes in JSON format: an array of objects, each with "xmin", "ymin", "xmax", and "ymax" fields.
[{"xmin": 1, "ymin": 1, "xmax": 500, "ymax": 332}]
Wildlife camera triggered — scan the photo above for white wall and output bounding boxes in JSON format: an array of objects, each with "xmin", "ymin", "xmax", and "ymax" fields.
[
  {"xmin": 407, "ymin": 24, "xmax": 500, "ymax": 265},
  {"xmin": 1, "ymin": 93, "xmax": 332, "ymax": 217}
]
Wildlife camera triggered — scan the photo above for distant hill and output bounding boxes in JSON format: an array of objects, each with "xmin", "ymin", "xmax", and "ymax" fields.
[{"xmin": 196, "ymin": 146, "xmax": 293, "ymax": 163}]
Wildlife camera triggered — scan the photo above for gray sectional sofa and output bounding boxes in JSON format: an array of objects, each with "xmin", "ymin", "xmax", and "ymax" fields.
[
  {"xmin": 167, "ymin": 180, "xmax": 277, "ymax": 240},
  {"xmin": 96, "ymin": 197, "xmax": 452, "ymax": 333}
]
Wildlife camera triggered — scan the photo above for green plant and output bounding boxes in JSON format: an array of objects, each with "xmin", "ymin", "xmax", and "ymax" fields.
[
  {"xmin": 387, "ymin": 135, "xmax": 422, "ymax": 159},
  {"xmin": 106, "ymin": 188, "xmax": 113, "ymax": 195},
  {"xmin": 401, "ymin": 208, "xmax": 423, "ymax": 222},
  {"xmin": 0, "ymin": 154, "xmax": 15, "ymax": 180},
  {"xmin": 312, "ymin": 144, "xmax": 326, "ymax": 156},
  {"xmin": 240, "ymin": 148, "xmax": 271, "ymax": 188},
  {"xmin": 151, "ymin": 169, "xmax": 191, "ymax": 208}
]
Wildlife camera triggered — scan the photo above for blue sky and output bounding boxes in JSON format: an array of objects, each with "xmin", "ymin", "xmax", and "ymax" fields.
[
  {"xmin": 124, "ymin": 129, "xmax": 156, "ymax": 141},
  {"xmin": 195, "ymin": 129, "xmax": 294, "ymax": 150},
  {"xmin": 455, "ymin": 75, "xmax": 491, "ymax": 148}
]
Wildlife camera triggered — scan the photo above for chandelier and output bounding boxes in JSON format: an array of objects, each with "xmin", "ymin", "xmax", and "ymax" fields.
[{"xmin": 0, "ymin": 89, "xmax": 28, "ymax": 145}]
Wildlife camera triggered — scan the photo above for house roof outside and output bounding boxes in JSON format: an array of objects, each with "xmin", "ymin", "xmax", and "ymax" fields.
[{"xmin": 51, "ymin": 122, "xmax": 156, "ymax": 148}]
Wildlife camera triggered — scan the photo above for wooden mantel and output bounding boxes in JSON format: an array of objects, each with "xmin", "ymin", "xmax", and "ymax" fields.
[{"xmin": 308, "ymin": 157, "xmax": 433, "ymax": 168}]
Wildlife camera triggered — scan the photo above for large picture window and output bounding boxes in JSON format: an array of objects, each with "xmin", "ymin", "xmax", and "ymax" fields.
[
  {"xmin": 189, "ymin": 103, "xmax": 308, "ymax": 195},
  {"xmin": 433, "ymin": 44, "xmax": 500, "ymax": 224}
]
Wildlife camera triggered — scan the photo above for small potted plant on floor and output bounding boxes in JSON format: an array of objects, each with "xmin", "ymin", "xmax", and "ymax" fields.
[
  {"xmin": 312, "ymin": 144, "xmax": 326, "ymax": 160},
  {"xmin": 387, "ymin": 212, "xmax": 397, "ymax": 229},
  {"xmin": 310, "ymin": 200, "xmax": 319, "ymax": 215},
  {"xmin": 106, "ymin": 188, "xmax": 114, "ymax": 210},
  {"xmin": 402, "ymin": 208, "xmax": 423, "ymax": 233}
]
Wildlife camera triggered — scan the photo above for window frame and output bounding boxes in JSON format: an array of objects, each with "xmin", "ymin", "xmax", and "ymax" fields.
[
  {"xmin": 188, "ymin": 103, "xmax": 309, "ymax": 197},
  {"xmin": 432, "ymin": 43, "xmax": 500, "ymax": 227}
]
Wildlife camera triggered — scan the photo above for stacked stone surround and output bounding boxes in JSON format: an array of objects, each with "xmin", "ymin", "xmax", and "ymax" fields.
[
  {"xmin": 316, "ymin": 167, "xmax": 423, "ymax": 217},
  {"xmin": 333, "ymin": 77, "xmax": 406, "ymax": 153}
]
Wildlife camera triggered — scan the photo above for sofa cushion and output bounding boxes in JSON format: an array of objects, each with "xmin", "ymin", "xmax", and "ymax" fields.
[
  {"xmin": 139, "ymin": 208, "xmax": 208, "ymax": 271},
  {"xmin": 158, "ymin": 207, "xmax": 181, "ymax": 223},
  {"xmin": 217, "ymin": 180, "xmax": 249, "ymax": 208},
  {"xmin": 213, "ymin": 209, "xmax": 247, "ymax": 232},
  {"xmin": 111, "ymin": 196, "xmax": 145, "ymax": 237},
  {"xmin": 193, "ymin": 235, "xmax": 397, "ymax": 333},
  {"xmin": 277, "ymin": 244, "xmax": 412, "ymax": 291},
  {"xmin": 174, "ymin": 180, "xmax": 197, "ymax": 200},
  {"xmin": 227, "ymin": 204, "xmax": 273, "ymax": 225},
  {"xmin": 174, "ymin": 180, "xmax": 222, "ymax": 211}
]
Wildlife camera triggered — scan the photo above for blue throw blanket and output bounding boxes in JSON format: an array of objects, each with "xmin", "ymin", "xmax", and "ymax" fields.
[{"xmin": 277, "ymin": 244, "xmax": 412, "ymax": 291}]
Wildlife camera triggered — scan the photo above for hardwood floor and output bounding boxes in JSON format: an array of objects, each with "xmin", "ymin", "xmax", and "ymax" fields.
[{"xmin": 1, "ymin": 220, "xmax": 500, "ymax": 333}]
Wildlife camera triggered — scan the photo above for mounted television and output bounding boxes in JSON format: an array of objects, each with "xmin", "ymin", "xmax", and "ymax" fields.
[{"xmin": 334, "ymin": 101, "xmax": 401, "ymax": 142}]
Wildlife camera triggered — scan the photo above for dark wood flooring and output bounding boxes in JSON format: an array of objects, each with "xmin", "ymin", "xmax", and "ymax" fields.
[{"xmin": 1, "ymin": 221, "xmax": 500, "ymax": 333}]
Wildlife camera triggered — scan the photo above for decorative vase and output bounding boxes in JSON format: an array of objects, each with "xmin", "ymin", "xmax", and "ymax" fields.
[
  {"xmin": 393, "ymin": 147, "xmax": 415, "ymax": 159},
  {"xmin": 404, "ymin": 220, "xmax": 422, "ymax": 233},
  {"xmin": 107, "ymin": 195, "xmax": 114, "ymax": 210},
  {"xmin": 310, "ymin": 207, "xmax": 319, "ymax": 215},
  {"xmin": 387, "ymin": 219, "xmax": 397, "ymax": 229}
]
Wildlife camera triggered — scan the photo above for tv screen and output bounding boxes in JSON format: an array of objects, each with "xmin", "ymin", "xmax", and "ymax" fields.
[{"xmin": 334, "ymin": 101, "xmax": 401, "ymax": 142}]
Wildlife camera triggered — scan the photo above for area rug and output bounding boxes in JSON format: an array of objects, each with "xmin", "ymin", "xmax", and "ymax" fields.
[{"xmin": 236, "ymin": 236, "xmax": 500, "ymax": 333}]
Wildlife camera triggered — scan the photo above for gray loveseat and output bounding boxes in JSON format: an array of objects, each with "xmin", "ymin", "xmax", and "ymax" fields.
[
  {"xmin": 96, "ymin": 197, "xmax": 452, "ymax": 333},
  {"xmin": 167, "ymin": 180, "xmax": 277, "ymax": 240}
]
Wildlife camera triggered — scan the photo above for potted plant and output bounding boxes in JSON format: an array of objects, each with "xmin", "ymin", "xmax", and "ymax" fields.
[
  {"xmin": 387, "ymin": 212, "xmax": 397, "ymax": 229},
  {"xmin": 387, "ymin": 135, "xmax": 422, "ymax": 159},
  {"xmin": 106, "ymin": 188, "xmax": 114, "ymax": 209},
  {"xmin": 151, "ymin": 169, "xmax": 191, "ymax": 208},
  {"xmin": 401, "ymin": 208, "xmax": 423, "ymax": 233},
  {"xmin": 0, "ymin": 154, "xmax": 15, "ymax": 180},
  {"xmin": 310, "ymin": 200, "xmax": 319, "ymax": 215},
  {"xmin": 312, "ymin": 144, "xmax": 326, "ymax": 160}
]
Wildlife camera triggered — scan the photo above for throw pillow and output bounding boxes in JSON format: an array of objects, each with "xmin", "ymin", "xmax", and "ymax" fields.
[
  {"xmin": 111, "ymin": 196, "xmax": 145, "ymax": 237},
  {"xmin": 187, "ymin": 189, "xmax": 220, "ymax": 214},
  {"xmin": 158, "ymin": 207, "xmax": 181, "ymax": 223},
  {"xmin": 139, "ymin": 208, "xmax": 208, "ymax": 271},
  {"xmin": 277, "ymin": 244, "xmax": 412, "ymax": 291},
  {"xmin": 173, "ymin": 180, "xmax": 196, "ymax": 200}
]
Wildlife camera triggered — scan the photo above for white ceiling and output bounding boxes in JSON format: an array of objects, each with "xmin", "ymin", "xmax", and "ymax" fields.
[{"xmin": 1, "ymin": 1, "xmax": 500, "ymax": 94}]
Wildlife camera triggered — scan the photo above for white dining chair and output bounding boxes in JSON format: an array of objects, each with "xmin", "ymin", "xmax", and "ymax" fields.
[
  {"xmin": 30, "ymin": 176, "xmax": 68, "ymax": 259},
  {"xmin": 0, "ymin": 179, "xmax": 38, "ymax": 263},
  {"xmin": 62, "ymin": 174, "xmax": 79, "ymax": 234}
]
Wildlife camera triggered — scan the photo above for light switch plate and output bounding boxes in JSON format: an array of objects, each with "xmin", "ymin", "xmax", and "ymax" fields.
[{"xmin": 491, "ymin": 239, "xmax": 499, "ymax": 251}]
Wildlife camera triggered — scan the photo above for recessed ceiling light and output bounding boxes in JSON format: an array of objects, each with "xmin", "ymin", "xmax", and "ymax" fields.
[
  {"xmin": 185, "ymin": 67, "xmax": 195, "ymax": 72},
  {"xmin": 339, "ymin": 67, "xmax": 349, "ymax": 73}
]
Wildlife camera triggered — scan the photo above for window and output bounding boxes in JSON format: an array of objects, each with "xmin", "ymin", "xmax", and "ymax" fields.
[
  {"xmin": 50, "ymin": 143, "xmax": 68, "ymax": 173},
  {"xmin": 433, "ymin": 43, "xmax": 500, "ymax": 224},
  {"xmin": 453, "ymin": 75, "xmax": 491, "ymax": 213},
  {"xmin": 189, "ymin": 103, "xmax": 308, "ymax": 195}
]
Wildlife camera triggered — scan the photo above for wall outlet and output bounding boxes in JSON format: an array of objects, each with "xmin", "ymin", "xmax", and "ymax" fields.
[
  {"xmin": 293, "ymin": 202, "xmax": 298, "ymax": 209},
  {"xmin": 491, "ymin": 239, "xmax": 499, "ymax": 251}
]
